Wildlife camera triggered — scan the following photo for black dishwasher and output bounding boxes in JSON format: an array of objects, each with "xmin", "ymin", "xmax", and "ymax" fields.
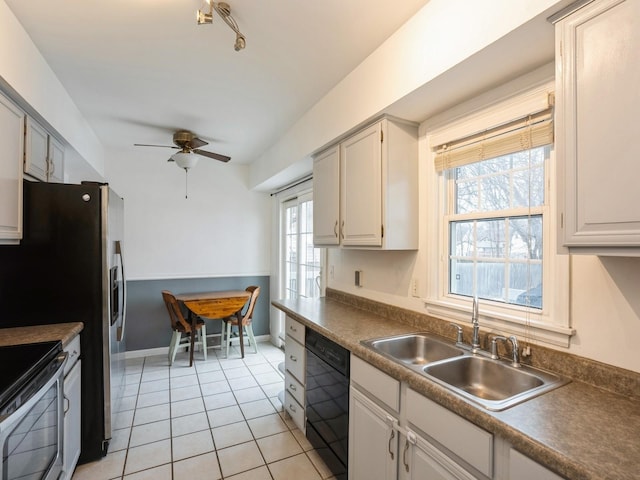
[{"xmin": 305, "ymin": 329, "xmax": 349, "ymax": 479}]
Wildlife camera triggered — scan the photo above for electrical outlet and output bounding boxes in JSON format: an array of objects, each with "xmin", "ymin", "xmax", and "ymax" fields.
[
  {"xmin": 355, "ymin": 270, "xmax": 363, "ymax": 287},
  {"xmin": 330, "ymin": 265, "xmax": 335, "ymax": 279},
  {"xmin": 411, "ymin": 278, "xmax": 419, "ymax": 297}
]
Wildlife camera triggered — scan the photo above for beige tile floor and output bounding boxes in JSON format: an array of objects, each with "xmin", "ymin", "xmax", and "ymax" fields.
[{"xmin": 72, "ymin": 341, "xmax": 335, "ymax": 480}]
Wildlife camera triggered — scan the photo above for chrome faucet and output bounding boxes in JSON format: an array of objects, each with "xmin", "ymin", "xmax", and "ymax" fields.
[
  {"xmin": 493, "ymin": 335, "xmax": 521, "ymax": 368},
  {"xmin": 471, "ymin": 296, "xmax": 481, "ymax": 351}
]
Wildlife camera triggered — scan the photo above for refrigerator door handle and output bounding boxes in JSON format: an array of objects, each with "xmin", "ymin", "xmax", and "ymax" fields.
[{"xmin": 116, "ymin": 240, "xmax": 127, "ymax": 342}]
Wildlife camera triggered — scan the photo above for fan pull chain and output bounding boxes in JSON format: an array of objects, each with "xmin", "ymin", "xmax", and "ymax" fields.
[{"xmin": 184, "ymin": 169, "xmax": 189, "ymax": 199}]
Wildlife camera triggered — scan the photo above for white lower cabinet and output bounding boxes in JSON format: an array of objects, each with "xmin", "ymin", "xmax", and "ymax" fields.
[
  {"xmin": 284, "ymin": 316, "xmax": 306, "ymax": 431},
  {"xmin": 349, "ymin": 386, "xmax": 399, "ymax": 480},
  {"xmin": 401, "ymin": 430, "xmax": 478, "ymax": 480},
  {"xmin": 62, "ymin": 335, "xmax": 81, "ymax": 480}
]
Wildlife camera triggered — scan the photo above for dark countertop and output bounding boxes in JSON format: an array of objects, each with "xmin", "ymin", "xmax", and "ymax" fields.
[
  {"xmin": 274, "ymin": 296, "xmax": 640, "ymax": 480},
  {"xmin": 0, "ymin": 322, "xmax": 83, "ymax": 348}
]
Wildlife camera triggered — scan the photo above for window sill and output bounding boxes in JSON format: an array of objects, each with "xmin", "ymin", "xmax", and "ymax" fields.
[{"xmin": 425, "ymin": 297, "xmax": 575, "ymax": 348}]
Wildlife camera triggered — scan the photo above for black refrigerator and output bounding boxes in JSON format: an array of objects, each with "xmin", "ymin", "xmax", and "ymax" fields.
[{"xmin": 0, "ymin": 180, "xmax": 127, "ymax": 463}]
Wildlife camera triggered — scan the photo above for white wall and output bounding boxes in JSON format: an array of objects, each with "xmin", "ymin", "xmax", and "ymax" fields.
[
  {"xmin": 0, "ymin": 0, "xmax": 104, "ymax": 176},
  {"xmin": 249, "ymin": 0, "xmax": 571, "ymax": 190},
  {"xmin": 105, "ymin": 146, "xmax": 271, "ymax": 280}
]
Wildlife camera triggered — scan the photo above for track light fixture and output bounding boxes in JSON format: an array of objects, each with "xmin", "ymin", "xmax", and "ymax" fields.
[{"xmin": 197, "ymin": 1, "xmax": 246, "ymax": 52}]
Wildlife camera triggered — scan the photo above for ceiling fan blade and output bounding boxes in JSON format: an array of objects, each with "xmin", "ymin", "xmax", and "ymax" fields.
[
  {"xmin": 134, "ymin": 143, "xmax": 179, "ymax": 149},
  {"xmin": 193, "ymin": 149, "xmax": 231, "ymax": 163},
  {"xmin": 188, "ymin": 137, "xmax": 208, "ymax": 149}
]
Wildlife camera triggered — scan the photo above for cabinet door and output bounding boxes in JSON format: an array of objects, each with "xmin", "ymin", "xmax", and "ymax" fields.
[
  {"xmin": 313, "ymin": 146, "xmax": 340, "ymax": 245},
  {"xmin": 340, "ymin": 122, "xmax": 383, "ymax": 247},
  {"xmin": 24, "ymin": 117, "xmax": 49, "ymax": 181},
  {"xmin": 62, "ymin": 360, "xmax": 81, "ymax": 480},
  {"xmin": 403, "ymin": 431, "xmax": 478, "ymax": 480},
  {"xmin": 0, "ymin": 92, "xmax": 24, "ymax": 241},
  {"xmin": 48, "ymin": 136, "xmax": 65, "ymax": 183},
  {"xmin": 557, "ymin": 0, "xmax": 640, "ymax": 248},
  {"xmin": 349, "ymin": 386, "xmax": 398, "ymax": 480}
]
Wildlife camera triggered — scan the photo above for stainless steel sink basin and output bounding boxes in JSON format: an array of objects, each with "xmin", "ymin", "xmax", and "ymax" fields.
[
  {"xmin": 423, "ymin": 355, "xmax": 567, "ymax": 411},
  {"xmin": 362, "ymin": 333, "xmax": 464, "ymax": 366},
  {"xmin": 362, "ymin": 332, "xmax": 568, "ymax": 411}
]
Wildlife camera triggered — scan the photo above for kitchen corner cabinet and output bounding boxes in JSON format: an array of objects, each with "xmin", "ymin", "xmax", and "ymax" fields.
[
  {"xmin": 0, "ymin": 91, "xmax": 25, "ymax": 243},
  {"xmin": 555, "ymin": 0, "xmax": 640, "ymax": 254},
  {"xmin": 313, "ymin": 117, "xmax": 418, "ymax": 249},
  {"xmin": 25, "ymin": 116, "xmax": 65, "ymax": 183}
]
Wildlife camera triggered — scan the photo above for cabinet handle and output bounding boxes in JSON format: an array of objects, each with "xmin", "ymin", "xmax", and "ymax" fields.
[
  {"xmin": 340, "ymin": 220, "xmax": 345, "ymax": 240},
  {"xmin": 63, "ymin": 395, "xmax": 70, "ymax": 415},
  {"xmin": 388, "ymin": 430, "xmax": 395, "ymax": 460},
  {"xmin": 289, "ymin": 355, "xmax": 297, "ymax": 362},
  {"xmin": 289, "ymin": 325, "xmax": 297, "ymax": 332},
  {"xmin": 289, "ymin": 403, "xmax": 297, "ymax": 413},
  {"xmin": 334, "ymin": 220, "xmax": 338, "ymax": 238},
  {"xmin": 289, "ymin": 383, "xmax": 296, "ymax": 391},
  {"xmin": 403, "ymin": 439, "xmax": 410, "ymax": 472}
]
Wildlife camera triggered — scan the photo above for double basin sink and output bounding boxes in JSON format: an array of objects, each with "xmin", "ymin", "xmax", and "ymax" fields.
[{"xmin": 362, "ymin": 333, "xmax": 567, "ymax": 411}]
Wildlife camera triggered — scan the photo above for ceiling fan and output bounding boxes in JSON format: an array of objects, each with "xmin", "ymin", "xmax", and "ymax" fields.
[
  {"xmin": 134, "ymin": 130, "xmax": 231, "ymax": 198},
  {"xmin": 134, "ymin": 130, "xmax": 231, "ymax": 170}
]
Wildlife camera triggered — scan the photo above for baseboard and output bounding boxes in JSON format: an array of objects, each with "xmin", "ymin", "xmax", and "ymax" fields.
[{"xmin": 124, "ymin": 334, "xmax": 273, "ymax": 360}]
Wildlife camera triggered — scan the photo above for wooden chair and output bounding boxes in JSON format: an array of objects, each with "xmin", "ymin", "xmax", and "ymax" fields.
[
  {"xmin": 221, "ymin": 286, "xmax": 260, "ymax": 358},
  {"xmin": 162, "ymin": 290, "xmax": 207, "ymax": 365}
]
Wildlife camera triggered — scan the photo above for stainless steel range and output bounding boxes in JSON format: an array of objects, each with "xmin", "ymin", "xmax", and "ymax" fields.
[{"xmin": 0, "ymin": 341, "xmax": 67, "ymax": 480}]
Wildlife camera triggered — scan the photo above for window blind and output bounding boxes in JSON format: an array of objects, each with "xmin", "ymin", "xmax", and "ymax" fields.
[{"xmin": 434, "ymin": 108, "xmax": 553, "ymax": 172}]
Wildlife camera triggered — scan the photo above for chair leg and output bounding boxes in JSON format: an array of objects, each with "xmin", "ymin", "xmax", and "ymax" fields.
[
  {"xmin": 168, "ymin": 331, "xmax": 181, "ymax": 366},
  {"xmin": 225, "ymin": 322, "xmax": 233, "ymax": 358},
  {"xmin": 245, "ymin": 324, "xmax": 258, "ymax": 354},
  {"xmin": 200, "ymin": 325, "xmax": 207, "ymax": 362}
]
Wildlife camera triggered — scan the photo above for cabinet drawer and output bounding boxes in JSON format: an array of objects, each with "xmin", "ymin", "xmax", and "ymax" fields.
[
  {"xmin": 509, "ymin": 449, "xmax": 563, "ymax": 480},
  {"xmin": 284, "ymin": 390, "xmax": 305, "ymax": 432},
  {"xmin": 285, "ymin": 337, "xmax": 305, "ymax": 384},
  {"xmin": 406, "ymin": 388, "xmax": 493, "ymax": 477},
  {"xmin": 350, "ymin": 355, "xmax": 399, "ymax": 412},
  {"xmin": 285, "ymin": 370, "xmax": 305, "ymax": 406},
  {"xmin": 285, "ymin": 316, "xmax": 305, "ymax": 344}
]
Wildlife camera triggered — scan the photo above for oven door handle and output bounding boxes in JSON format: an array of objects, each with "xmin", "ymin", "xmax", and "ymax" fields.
[{"xmin": 0, "ymin": 352, "xmax": 67, "ymax": 433}]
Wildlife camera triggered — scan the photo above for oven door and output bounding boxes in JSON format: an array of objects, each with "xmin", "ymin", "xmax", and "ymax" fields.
[{"xmin": 0, "ymin": 352, "xmax": 67, "ymax": 480}]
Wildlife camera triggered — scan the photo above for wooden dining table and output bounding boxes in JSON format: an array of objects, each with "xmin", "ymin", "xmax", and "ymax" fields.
[{"xmin": 175, "ymin": 290, "xmax": 251, "ymax": 366}]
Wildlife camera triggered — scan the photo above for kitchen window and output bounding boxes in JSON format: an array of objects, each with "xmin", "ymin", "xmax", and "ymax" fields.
[{"xmin": 425, "ymin": 81, "xmax": 572, "ymax": 346}]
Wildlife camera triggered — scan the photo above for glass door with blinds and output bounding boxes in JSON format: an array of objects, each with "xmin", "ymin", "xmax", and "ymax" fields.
[{"xmin": 282, "ymin": 192, "xmax": 323, "ymax": 300}]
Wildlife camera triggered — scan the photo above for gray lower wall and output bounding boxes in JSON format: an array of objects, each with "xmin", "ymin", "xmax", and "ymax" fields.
[{"xmin": 125, "ymin": 276, "xmax": 270, "ymax": 352}]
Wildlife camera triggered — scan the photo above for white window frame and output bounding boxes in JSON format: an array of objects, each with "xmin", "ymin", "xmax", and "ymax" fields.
[
  {"xmin": 280, "ymin": 191, "xmax": 324, "ymax": 300},
  {"xmin": 425, "ymin": 81, "xmax": 574, "ymax": 347}
]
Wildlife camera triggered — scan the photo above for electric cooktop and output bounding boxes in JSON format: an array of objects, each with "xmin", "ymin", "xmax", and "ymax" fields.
[{"xmin": 0, "ymin": 341, "xmax": 62, "ymax": 411}]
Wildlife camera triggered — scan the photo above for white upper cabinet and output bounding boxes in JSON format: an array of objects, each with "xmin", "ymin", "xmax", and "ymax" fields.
[
  {"xmin": 314, "ymin": 116, "xmax": 418, "ymax": 249},
  {"xmin": 313, "ymin": 145, "xmax": 340, "ymax": 245},
  {"xmin": 0, "ymin": 91, "xmax": 25, "ymax": 243},
  {"xmin": 25, "ymin": 116, "xmax": 65, "ymax": 183},
  {"xmin": 48, "ymin": 136, "xmax": 65, "ymax": 183},
  {"xmin": 25, "ymin": 116, "xmax": 49, "ymax": 181},
  {"xmin": 555, "ymin": 0, "xmax": 640, "ymax": 254}
]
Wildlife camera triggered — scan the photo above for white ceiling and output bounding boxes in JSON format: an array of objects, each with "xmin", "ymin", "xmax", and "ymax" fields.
[{"xmin": 5, "ymin": 0, "xmax": 431, "ymax": 166}]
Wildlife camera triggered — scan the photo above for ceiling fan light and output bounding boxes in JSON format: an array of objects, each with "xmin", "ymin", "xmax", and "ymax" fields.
[
  {"xmin": 234, "ymin": 34, "xmax": 246, "ymax": 51},
  {"xmin": 172, "ymin": 152, "xmax": 199, "ymax": 170}
]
